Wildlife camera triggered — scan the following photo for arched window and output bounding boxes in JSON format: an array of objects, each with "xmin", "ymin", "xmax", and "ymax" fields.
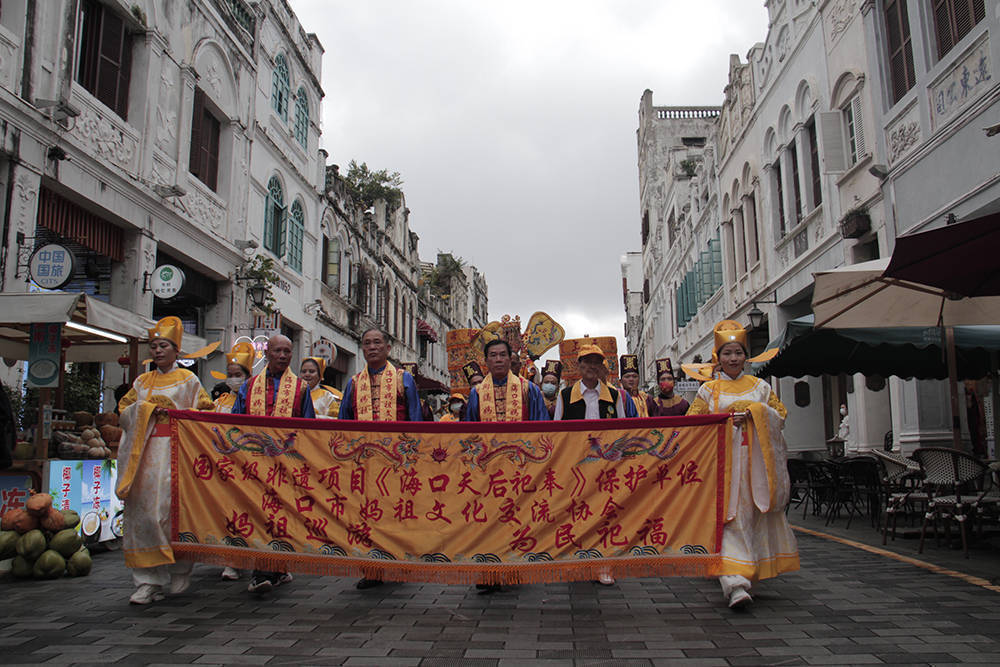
[
  {"xmin": 288, "ymin": 199, "xmax": 304, "ymax": 273},
  {"xmin": 294, "ymin": 87, "xmax": 309, "ymax": 148},
  {"xmin": 272, "ymin": 53, "xmax": 290, "ymax": 120},
  {"xmin": 263, "ymin": 176, "xmax": 286, "ymax": 256},
  {"xmin": 322, "ymin": 235, "xmax": 341, "ymax": 293}
]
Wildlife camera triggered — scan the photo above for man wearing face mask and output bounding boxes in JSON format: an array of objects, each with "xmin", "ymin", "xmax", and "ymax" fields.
[
  {"xmin": 539, "ymin": 359, "xmax": 562, "ymax": 418},
  {"xmin": 649, "ymin": 357, "xmax": 689, "ymax": 416},
  {"xmin": 440, "ymin": 392, "xmax": 467, "ymax": 422}
]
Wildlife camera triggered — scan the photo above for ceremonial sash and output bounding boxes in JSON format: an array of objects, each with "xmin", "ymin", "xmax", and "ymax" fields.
[
  {"xmin": 249, "ymin": 368, "xmax": 299, "ymax": 417},
  {"xmin": 355, "ymin": 363, "xmax": 399, "ymax": 421},
  {"xmin": 630, "ymin": 390, "xmax": 649, "ymax": 418},
  {"xmin": 478, "ymin": 372, "xmax": 525, "ymax": 422}
]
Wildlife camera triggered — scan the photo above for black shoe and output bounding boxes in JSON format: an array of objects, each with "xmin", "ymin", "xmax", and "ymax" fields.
[
  {"xmin": 477, "ymin": 584, "xmax": 502, "ymax": 595},
  {"xmin": 356, "ymin": 578, "xmax": 383, "ymax": 590},
  {"xmin": 247, "ymin": 575, "xmax": 273, "ymax": 594}
]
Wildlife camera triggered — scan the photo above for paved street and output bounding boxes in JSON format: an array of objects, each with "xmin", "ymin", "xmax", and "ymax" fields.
[{"xmin": 3, "ymin": 515, "xmax": 1000, "ymax": 666}]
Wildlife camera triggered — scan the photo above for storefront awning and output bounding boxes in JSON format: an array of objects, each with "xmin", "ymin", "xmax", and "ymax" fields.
[{"xmin": 0, "ymin": 292, "xmax": 208, "ymax": 362}]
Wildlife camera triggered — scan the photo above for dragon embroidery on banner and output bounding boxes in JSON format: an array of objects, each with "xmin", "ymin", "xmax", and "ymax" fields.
[
  {"xmin": 578, "ymin": 429, "xmax": 681, "ymax": 464},
  {"xmin": 327, "ymin": 433, "xmax": 421, "ymax": 470},
  {"xmin": 210, "ymin": 427, "xmax": 303, "ymax": 460},
  {"xmin": 459, "ymin": 434, "xmax": 554, "ymax": 471}
]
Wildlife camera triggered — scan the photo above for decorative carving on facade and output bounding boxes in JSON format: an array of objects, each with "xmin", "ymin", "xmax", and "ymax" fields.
[
  {"xmin": 929, "ymin": 37, "xmax": 991, "ymax": 129},
  {"xmin": 0, "ymin": 30, "xmax": 18, "ymax": 92},
  {"xmin": 170, "ymin": 186, "xmax": 226, "ymax": 233},
  {"xmin": 155, "ymin": 68, "xmax": 177, "ymax": 153},
  {"xmin": 12, "ymin": 172, "xmax": 38, "ymax": 234},
  {"xmin": 888, "ymin": 121, "xmax": 920, "ymax": 164},
  {"xmin": 150, "ymin": 156, "xmax": 176, "ymax": 187},
  {"xmin": 826, "ymin": 0, "xmax": 856, "ymax": 42},
  {"xmin": 205, "ymin": 62, "xmax": 223, "ymax": 98},
  {"xmin": 776, "ymin": 26, "xmax": 790, "ymax": 62},
  {"xmin": 71, "ymin": 102, "xmax": 139, "ymax": 173}
]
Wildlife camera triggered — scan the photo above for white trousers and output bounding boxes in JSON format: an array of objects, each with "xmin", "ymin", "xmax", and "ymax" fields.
[
  {"xmin": 719, "ymin": 574, "xmax": 752, "ymax": 598},
  {"xmin": 131, "ymin": 560, "xmax": 192, "ymax": 588}
]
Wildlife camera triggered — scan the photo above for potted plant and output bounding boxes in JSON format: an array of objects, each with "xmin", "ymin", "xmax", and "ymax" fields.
[{"xmin": 840, "ymin": 206, "xmax": 871, "ymax": 239}]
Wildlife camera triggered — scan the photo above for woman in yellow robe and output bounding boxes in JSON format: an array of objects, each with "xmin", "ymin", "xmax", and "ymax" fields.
[
  {"xmin": 116, "ymin": 317, "xmax": 214, "ymax": 604},
  {"xmin": 686, "ymin": 320, "xmax": 799, "ymax": 609},
  {"xmin": 300, "ymin": 357, "xmax": 339, "ymax": 418}
]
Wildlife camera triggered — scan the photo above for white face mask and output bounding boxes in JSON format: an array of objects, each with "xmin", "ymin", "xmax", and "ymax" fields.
[
  {"xmin": 839, "ymin": 406, "xmax": 847, "ymax": 416},
  {"xmin": 450, "ymin": 402, "xmax": 463, "ymax": 413},
  {"xmin": 226, "ymin": 377, "xmax": 245, "ymax": 391}
]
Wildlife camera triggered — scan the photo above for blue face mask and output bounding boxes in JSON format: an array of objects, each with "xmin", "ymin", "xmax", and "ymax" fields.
[{"xmin": 541, "ymin": 382, "xmax": 557, "ymax": 397}]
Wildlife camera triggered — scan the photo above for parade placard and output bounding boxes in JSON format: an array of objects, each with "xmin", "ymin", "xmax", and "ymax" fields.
[{"xmin": 170, "ymin": 411, "xmax": 731, "ymax": 583}]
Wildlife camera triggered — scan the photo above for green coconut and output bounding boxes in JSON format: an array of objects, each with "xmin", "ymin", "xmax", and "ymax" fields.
[
  {"xmin": 49, "ymin": 529, "xmax": 83, "ymax": 559},
  {"xmin": 66, "ymin": 548, "xmax": 92, "ymax": 577},
  {"xmin": 15, "ymin": 529, "xmax": 46, "ymax": 561},
  {"xmin": 0, "ymin": 530, "xmax": 17, "ymax": 560},
  {"xmin": 33, "ymin": 549, "xmax": 65, "ymax": 579},
  {"xmin": 60, "ymin": 510, "xmax": 80, "ymax": 530},
  {"xmin": 11, "ymin": 555, "xmax": 33, "ymax": 578}
]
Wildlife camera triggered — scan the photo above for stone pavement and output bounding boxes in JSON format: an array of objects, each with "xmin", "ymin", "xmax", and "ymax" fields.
[{"xmin": 3, "ymin": 513, "xmax": 1000, "ymax": 666}]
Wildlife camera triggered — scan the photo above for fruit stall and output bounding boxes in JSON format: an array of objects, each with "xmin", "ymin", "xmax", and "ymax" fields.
[{"xmin": 0, "ymin": 292, "xmax": 208, "ymax": 558}]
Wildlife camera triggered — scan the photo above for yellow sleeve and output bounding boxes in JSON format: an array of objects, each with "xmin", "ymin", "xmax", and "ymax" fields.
[
  {"xmin": 686, "ymin": 396, "xmax": 710, "ymax": 415},
  {"xmin": 117, "ymin": 387, "xmax": 138, "ymax": 413},
  {"xmin": 766, "ymin": 391, "xmax": 787, "ymax": 420},
  {"xmin": 195, "ymin": 387, "xmax": 215, "ymax": 411}
]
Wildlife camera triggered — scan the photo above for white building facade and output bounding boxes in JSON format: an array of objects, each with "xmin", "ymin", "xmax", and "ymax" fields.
[
  {"xmin": 629, "ymin": 0, "xmax": 998, "ymax": 455},
  {"xmin": 0, "ymin": 0, "xmax": 487, "ymax": 407}
]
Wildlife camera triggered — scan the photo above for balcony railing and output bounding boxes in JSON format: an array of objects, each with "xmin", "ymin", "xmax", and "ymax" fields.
[{"xmin": 654, "ymin": 106, "xmax": 721, "ymax": 120}]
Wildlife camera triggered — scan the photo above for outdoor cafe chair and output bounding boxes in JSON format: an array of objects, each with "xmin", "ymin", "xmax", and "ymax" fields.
[
  {"xmin": 870, "ymin": 449, "xmax": 926, "ymax": 544},
  {"xmin": 786, "ymin": 458, "xmax": 812, "ymax": 518},
  {"xmin": 911, "ymin": 447, "xmax": 1000, "ymax": 558}
]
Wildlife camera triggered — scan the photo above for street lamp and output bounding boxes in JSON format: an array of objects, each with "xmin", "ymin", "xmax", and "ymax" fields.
[
  {"xmin": 246, "ymin": 281, "xmax": 270, "ymax": 312},
  {"xmin": 746, "ymin": 291, "xmax": 777, "ymax": 330}
]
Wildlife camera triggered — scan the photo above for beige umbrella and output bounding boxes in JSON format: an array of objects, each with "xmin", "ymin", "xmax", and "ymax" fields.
[{"xmin": 812, "ymin": 259, "xmax": 1000, "ymax": 449}]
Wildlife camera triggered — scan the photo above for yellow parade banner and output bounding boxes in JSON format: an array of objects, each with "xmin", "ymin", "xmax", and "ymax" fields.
[{"xmin": 170, "ymin": 411, "xmax": 732, "ymax": 584}]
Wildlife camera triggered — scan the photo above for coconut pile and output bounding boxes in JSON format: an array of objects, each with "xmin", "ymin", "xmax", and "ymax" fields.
[
  {"xmin": 1, "ymin": 492, "xmax": 93, "ymax": 579},
  {"xmin": 51, "ymin": 411, "xmax": 122, "ymax": 459}
]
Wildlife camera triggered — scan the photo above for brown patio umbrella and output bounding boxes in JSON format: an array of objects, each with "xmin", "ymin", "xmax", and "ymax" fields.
[{"xmin": 884, "ymin": 212, "xmax": 1000, "ymax": 298}]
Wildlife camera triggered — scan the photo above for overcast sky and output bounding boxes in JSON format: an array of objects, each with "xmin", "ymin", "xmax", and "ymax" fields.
[{"xmin": 290, "ymin": 1, "xmax": 770, "ymax": 356}]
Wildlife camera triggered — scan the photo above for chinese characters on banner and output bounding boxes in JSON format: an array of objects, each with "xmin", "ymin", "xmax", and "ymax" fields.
[{"xmin": 170, "ymin": 412, "xmax": 730, "ymax": 583}]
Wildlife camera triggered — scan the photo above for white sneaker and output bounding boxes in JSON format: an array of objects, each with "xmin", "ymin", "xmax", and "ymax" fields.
[
  {"xmin": 597, "ymin": 573, "xmax": 615, "ymax": 585},
  {"xmin": 221, "ymin": 567, "xmax": 240, "ymax": 581},
  {"xmin": 129, "ymin": 584, "xmax": 164, "ymax": 605},
  {"xmin": 278, "ymin": 572, "xmax": 293, "ymax": 585},
  {"xmin": 728, "ymin": 588, "xmax": 752, "ymax": 609},
  {"xmin": 169, "ymin": 573, "xmax": 191, "ymax": 595}
]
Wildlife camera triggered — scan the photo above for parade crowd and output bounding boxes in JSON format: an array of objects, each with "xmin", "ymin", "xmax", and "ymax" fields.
[{"xmin": 115, "ymin": 316, "xmax": 797, "ymax": 610}]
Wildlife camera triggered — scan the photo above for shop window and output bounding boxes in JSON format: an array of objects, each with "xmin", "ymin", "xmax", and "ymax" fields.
[
  {"xmin": 322, "ymin": 236, "xmax": 341, "ymax": 292},
  {"xmin": 271, "ymin": 53, "xmax": 290, "ymax": 120},
  {"xmin": 293, "ymin": 87, "xmax": 309, "ymax": 148},
  {"xmin": 287, "ymin": 200, "xmax": 304, "ymax": 273},
  {"xmin": 189, "ymin": 88, "xmax": 221, "ymax": 191},
  {"xmin": 76, "ymin": 0, "xmax": 132, "ymax": 120},
  {"xmin": 933, "ymin": 0, "xmax": 985, "ymax": 60},
  {"xmin": 884, "ymin": 0, "xmax": 916, "ymax": 103},
  {"xmin": 263, "ymin": 176, "xmax": 286, "ymax": 257}
]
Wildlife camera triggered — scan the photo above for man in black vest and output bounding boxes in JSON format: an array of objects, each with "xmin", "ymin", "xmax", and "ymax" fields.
[
  {"xmin": 553, "ymin": 343, "xmax": 636, "ymax": 585},
  {"xmin": 553, "ymin": 344, "xmax": 636, "ymax": 420}
]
